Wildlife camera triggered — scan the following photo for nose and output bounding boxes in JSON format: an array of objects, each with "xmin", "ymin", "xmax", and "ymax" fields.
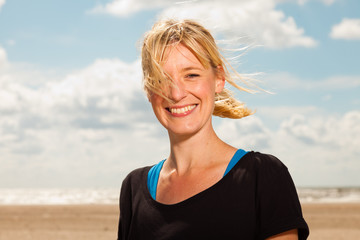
[{"xmin": 168, "ymin": 80, "xmax": 186, "ymax": 102}]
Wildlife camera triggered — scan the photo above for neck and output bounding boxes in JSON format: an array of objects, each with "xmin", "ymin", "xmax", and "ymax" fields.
[{"xmin": 166, "ymin": 122, "xmax": 232, "ymax": 175}]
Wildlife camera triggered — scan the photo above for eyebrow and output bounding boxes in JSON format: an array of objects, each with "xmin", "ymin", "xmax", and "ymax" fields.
[{"xmin": 180, "ymin": 66, "xmax": 203, "ymax": 72}]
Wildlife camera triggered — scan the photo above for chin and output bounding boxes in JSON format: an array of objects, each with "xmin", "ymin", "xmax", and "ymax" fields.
[
  {"xmin": 168, "ymin": 127, "xmax": 198, "ymax": 137},
  {"xmin": 166, "ymin": 122, "xmax": 206, "ymax": 138}
]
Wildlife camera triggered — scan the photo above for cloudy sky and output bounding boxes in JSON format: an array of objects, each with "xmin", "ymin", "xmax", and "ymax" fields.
[{"xmin": 0, "ymin": 0, "xmax": 359, "ymax": 188}]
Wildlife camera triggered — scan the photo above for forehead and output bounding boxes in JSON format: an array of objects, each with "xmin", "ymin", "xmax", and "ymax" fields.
[{"xmin": 162, "ymin": 44, "xmax": 205, "ymax": 71}]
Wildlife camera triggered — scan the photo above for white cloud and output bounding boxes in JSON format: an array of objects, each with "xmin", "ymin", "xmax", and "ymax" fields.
[
  {"xmin": 316, "ymin": 75, "xmax": 360, "ymax": 89},
  {"xmin": 330, "ymin": 18, "xmax": 360, "ymax": 40},
  {"xmin": 46, "ymin": 58, "xmax": 142, "ymax": 108},
  {"xmin": 88, "ymin": 0, "xmax": 317, "ymax": 49},
  {"xmin": 216, "ymin": 116, "xmax": 272, "ymax": 149},
  {"xmin": 294, "ymin": 0, "xmax": 336, "ymax": 5},
  {"xmin": 158, "ymin": 0, "xmax": 317, "ymax": 49},
  {"xmin": 0, "ymin": 0, "xmax": 5, "ymax": 11},
  {"xmin": 265, "ymin": 72, "xmax": 360, "ymax": 91},
  {"xmin": 320, "ymin": 0, "xmax": 336, "ymax": 5},
  {"xmin": 88, "ymin": 0, "xmax": 172, "ymax": 17},
  {"xmin": 280, "ymin": 112, "xmax": 360, "ymax": 150},
  {"xmin": 256, "ymin": 105, "xmax": 319, "ymax": 123},
  {"xmin": 0, "ymin": 46, "xmax": 9, "ymax": 68},
  {"xmin": 6, "ymin": 39, "xmax": 15, "ymax": 46}
]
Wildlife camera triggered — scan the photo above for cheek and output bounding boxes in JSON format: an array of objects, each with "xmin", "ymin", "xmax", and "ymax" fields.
[
  {"xmin": 149, "ymin": 93, "xmax": 162, "ymax": 105},
  {"xmin": 194, "ymin": 81, "xmax": 216, "ymax": 99},
  {"xmin": 149, "ymin": 95, "xmax": 166, "ymax": 117}
]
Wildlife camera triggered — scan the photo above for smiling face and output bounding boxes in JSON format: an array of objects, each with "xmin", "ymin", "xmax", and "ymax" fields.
[{"xmin": 149, "ymin": 43, "xmax": 225, "ymax": 137}]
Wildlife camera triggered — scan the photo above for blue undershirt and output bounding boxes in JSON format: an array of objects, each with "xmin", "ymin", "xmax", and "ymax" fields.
[{"xmin": 147, "ymin": 149, "xmax": 248, "ymax": 200}]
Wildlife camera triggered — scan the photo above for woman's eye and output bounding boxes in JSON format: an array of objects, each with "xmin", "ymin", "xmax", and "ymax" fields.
[{"xmin": 186, "ymin": 74, "xmax": 200, "ymax": 78}]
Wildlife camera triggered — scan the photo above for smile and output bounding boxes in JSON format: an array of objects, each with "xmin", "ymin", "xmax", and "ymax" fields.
[{"xmin": 166, "ymin": 104, "xmax": 197, "ymax": 115}]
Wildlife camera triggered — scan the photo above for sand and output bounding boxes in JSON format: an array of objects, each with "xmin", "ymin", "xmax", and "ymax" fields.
[
  {"xmin": 302, "ymin": 203, "xmax": 360, "ymax": 240},
  {"xmin": 0, "ymin": 204, "xmax": 119, "ymax": 240},
  {"xmin": 0, "ymin": 203, "xmax": 359, "ymax": 240}
]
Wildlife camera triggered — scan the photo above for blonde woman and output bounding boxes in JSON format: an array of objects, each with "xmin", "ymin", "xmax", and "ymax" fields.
[{"xmin": 118, "ymin": 19, "xmax": 309, "ymax": 240}]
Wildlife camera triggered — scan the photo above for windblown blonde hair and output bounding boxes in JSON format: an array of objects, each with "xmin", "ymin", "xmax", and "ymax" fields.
[{"xmin": 141, "ymin": 19, "xmax": 253, "ymax": 119}]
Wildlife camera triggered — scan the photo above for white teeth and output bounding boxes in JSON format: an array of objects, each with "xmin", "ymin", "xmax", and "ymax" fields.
[{"xmin": 169, "ymin": 105, "xmax": 196, "ymax": 114}]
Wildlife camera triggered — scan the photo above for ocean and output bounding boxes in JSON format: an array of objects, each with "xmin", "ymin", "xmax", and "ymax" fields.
[{"xmin": 0, "ymin": 187, "xmax": 359, "ymax": 205}]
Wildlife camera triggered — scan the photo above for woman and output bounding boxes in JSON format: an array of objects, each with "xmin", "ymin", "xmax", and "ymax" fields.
[{"xmin": 118, "ymin": 19, "xmax": 309, "ymax": 240}]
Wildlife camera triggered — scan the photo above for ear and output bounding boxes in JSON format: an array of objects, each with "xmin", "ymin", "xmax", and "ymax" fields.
[{"xmin": 215, "ymin": 65, "xmax": 225, "ymax": 93}]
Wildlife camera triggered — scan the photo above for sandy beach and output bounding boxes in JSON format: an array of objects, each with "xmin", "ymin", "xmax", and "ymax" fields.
[
  {"xmin": 0, "ymin": 203, "xmax": 359, "ymax": 240},
  {"xmin": 302, "ymin": 203, "xmax": 360, "ymax": 240},
  {"xmin": 0, "ymin": 204, "xmax": 119, "ymax": 240}
]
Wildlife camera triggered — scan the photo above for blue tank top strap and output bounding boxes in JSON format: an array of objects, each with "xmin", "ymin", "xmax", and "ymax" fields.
[
  {"xmin": 223, "ymin": 149, "xmax": 248, "ymax": 177},
  {"xmin": 147, "ymin": 159, "xmax": 165, "ymax": 200}
]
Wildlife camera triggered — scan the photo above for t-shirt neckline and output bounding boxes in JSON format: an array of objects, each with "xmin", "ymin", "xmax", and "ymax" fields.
[{"xmin": 144, "ymin": 149, "xmax": 249, "ymax": 208}]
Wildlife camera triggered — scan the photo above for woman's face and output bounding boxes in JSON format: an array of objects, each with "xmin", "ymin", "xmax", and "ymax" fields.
[{"xmin": 149, "ymin": 43, "xmax": 224, "ymax": 137}]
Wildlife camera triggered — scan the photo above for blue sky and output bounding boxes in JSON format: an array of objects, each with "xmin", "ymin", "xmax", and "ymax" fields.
[{"xmin": 0, "ymin": 0, "xmax": 359, "ymax": 188}]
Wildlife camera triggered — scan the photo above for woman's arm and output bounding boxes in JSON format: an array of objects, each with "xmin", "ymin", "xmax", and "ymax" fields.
[{"xmin": 266, "ymin": 229, "xmax": 298, "ymax": 240}]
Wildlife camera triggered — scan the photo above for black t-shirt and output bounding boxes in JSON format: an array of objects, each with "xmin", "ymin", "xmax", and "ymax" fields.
[{"xmin": 118, "ymin": 151, "xmax": 309, "ymax": 240}]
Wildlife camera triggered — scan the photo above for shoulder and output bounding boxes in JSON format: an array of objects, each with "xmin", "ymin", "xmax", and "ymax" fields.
[
  {"xmin": 226, "ymin": 151, "xmax": 291, "ymax": 190},
  {"xmin": 236, "ymin": 151, "xmax": 295, "ymax": 190},
  {"xmin": 240, "ymin": 151, "xmax": 288, "ymax": 174},
  {"xmin": 243, "ymin": 152, "xmax": 298, "ymax": 200},
  {"xmin": 122, "ymin": 165, "xmax": 153, "ymax": 186},
  {"xmin": 250, "ymin": 151, "xmax": 286, "ymax": 167},
  {"xmin": 119, "ymin": 165, "xmax": 153, "ymax": 203},
  {"xmin": 120, "ymin": 165, "xmax": 153, "ymax": 195}
]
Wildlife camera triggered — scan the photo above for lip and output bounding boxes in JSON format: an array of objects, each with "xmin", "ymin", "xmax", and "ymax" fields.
[{"xmin": 165, "ymin": 104, "xmax": 198, "ymax": 117}]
